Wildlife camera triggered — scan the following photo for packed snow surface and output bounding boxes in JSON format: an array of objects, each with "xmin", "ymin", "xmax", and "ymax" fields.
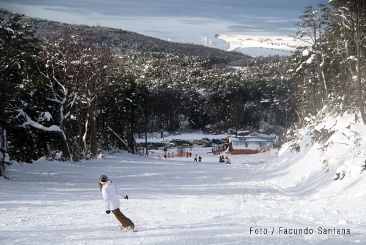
[{"xmin": 1, "ymin": 119, "xmax": 366, "ymax": 244}]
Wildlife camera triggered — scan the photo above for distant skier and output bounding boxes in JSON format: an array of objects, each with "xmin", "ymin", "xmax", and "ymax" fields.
[
  {"xmin": 198, "ymin": 156, "xmax": 202, "ymax": 162},
  {"xmin": 99, "ymin": 174, "xmax": 135, "ymax": 231},
  {"xmin": 225, "ymin": 156, "xmax": 231, "ymax": 164}
]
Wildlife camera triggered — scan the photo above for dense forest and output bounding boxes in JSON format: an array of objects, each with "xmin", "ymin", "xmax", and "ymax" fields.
[{"xmin": 0, "ymin": 0, "xmax": 365, "ymax": 174}]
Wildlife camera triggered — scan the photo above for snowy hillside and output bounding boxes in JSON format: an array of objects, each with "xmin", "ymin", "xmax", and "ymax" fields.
[
  {"xmin": 1, "ymin": 113, "xmax": 366, "ymax": 244},
  {"xmin": 275, "ymin": 113, "xmax": 366, "ymax": 197}
]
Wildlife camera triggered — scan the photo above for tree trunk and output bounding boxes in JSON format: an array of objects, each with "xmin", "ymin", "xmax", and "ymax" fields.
[
  {"xmin": 355, "ymin": 6, "xmax": 366, "ymax": 124},
  {"xmin": 38, "ymin": 129, "xmax": 71, "ymax": 160},
  {"xmin": 83, "ymin": 117, "xmax": 89, "ymax": 156},
  {"xmin": 76, "ymin": 104, "xmax": 84, "ymax": 152},
  {"xmin": 313, "ymin": 24, "xmax": 324, "ymax": 104},
  {"xmin": 57, "ymin": 131, "xmax": 72, "ymax": 160},
  {"xmin": 144, "ymin": 108, "xmax": 148, "ymax": 156},
  {"xmin": 0, "ymin": 128, "xmax": 6, "ymax": 177},
  {"xmin": 90, "ymin": 100, "xmax": 98, "ymax": 156}
]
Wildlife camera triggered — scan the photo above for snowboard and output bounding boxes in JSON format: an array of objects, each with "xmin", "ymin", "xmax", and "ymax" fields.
[
  {"xmin": 119, "ymin": 226, "xmax": 138, "ymax": 232},
  {"xmin": 120, "ymin": 229, "xmax": 138, "ymax": 233}
]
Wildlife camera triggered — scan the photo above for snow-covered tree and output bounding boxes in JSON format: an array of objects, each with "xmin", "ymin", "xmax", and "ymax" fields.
[
  {"xmin": 328, "ymin": 0, "xmax": 366, "ymax": 123},
  {"xmin": 292, "ymin": 4, "xmax": 330, "ymax": 111},
  {"xmin": 0, "ymin": 14, "xmax": 41, "ymax": 165},
  {"xmin": 39, "ymin": 32, "xmax": 115, "ymax": 159}
]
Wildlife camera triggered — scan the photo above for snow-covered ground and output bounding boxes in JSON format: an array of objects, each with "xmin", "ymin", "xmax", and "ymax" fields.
[
  {"xmin": 1, "ymin": 114, "xmax": 366, "ymax": 244},
  {"xmin": 216, "ymin": 34, "xmax": 310, "ymax": 53}
]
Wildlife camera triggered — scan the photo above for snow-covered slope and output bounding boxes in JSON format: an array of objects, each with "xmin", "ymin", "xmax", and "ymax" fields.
[
  {"xmin": 273, "ymin": 113, "xmax": 366, "ymax": 197},
  {"xmin": 1, "ymin": 114, "xmax": 365, "ymax": 244}
]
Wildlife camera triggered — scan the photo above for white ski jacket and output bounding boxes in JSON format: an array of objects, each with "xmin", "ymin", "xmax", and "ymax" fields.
[{"xmin": 101, "ymin": 180, "xmax": 126, "ymax": 211}]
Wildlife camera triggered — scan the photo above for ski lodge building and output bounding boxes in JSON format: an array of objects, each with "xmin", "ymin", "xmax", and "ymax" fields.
[{"xmin": 227, "ymin": 132, "xmax": 277, "ymax": 154}]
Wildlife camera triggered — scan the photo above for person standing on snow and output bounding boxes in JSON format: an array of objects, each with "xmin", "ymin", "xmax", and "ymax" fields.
[{"xmin": 99, "ymin": 174, "xmax": 135, "ymax": 231}]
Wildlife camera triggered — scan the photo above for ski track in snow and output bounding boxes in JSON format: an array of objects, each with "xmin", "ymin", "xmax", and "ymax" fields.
[{"xmin": 1, "ymin": 150, "xmax": 365, "ymax": 245}]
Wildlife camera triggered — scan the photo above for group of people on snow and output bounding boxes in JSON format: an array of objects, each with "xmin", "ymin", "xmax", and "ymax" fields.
[
  {"xmin": 219, "ymin": 155, "xmax": 231, "ymax": 164},
  {"xmin": 194, "ymin": 154, "xmax": 202, "ymax": 162}
]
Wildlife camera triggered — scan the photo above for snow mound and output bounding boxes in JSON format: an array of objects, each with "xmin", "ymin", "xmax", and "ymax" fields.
[{"xmin": 273, "ymin": 113, "xmax": 366, "ymax": 197}]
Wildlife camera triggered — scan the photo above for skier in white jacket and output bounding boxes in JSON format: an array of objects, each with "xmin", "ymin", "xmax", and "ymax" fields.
[{"xmin": 99, "ymin": 174, "xmax": 135, "ymax": 231}]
